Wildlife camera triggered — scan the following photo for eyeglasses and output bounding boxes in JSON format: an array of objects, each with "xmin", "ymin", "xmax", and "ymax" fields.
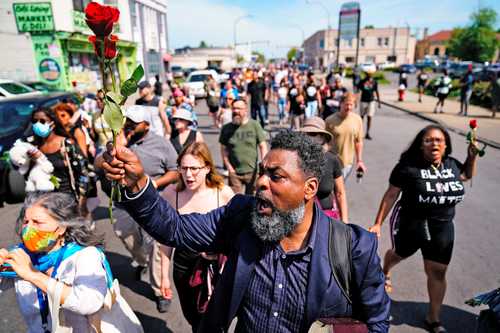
[
  {"xmin": 178, "ymin": 165, "xmax": 206, "ymax": 174},
  {"xmin": 423, "ymin": 138, "xmax": 445, "ymax": 145}
]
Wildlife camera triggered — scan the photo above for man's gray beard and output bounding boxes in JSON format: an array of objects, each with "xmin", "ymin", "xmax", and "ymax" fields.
[{"xmin": 250, "ymin": 202, "xmax": 306, "ymax": 242}]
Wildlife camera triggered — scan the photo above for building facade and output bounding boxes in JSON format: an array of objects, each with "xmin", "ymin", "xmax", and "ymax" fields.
[
  {"xmin": 303, "ymin": 27, "xmax": 416, "ymax": 69},
  {"xmin": 128, "ymin": 0, "xmax": 168, "ymax": 80},
  {"xmin": 0, "ymin": 0, "xmax": 139, "ymax": 91},
  {"xmin": 171, "ymin": 47, "xmax": 237, "ymax": 71},
  {"xmin": 415, "ymin": 30, "xmax": 452, "ymax": 60}
]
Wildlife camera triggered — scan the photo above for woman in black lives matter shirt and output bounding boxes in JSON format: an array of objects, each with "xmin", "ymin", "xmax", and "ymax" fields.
[{"xmin": 369, "ymin": 124, "xmax": 479, "ymax": 333}]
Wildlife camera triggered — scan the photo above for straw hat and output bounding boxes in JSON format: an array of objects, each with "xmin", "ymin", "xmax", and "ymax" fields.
[{"xmin": 298, "ymin": 117, "xmax": 333, "ymax": 142}]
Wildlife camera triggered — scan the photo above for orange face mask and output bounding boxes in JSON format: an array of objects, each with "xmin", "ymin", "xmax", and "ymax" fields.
[{"xmin": 21, "ymin": 225, "xmax": 59, "ymax": 253}]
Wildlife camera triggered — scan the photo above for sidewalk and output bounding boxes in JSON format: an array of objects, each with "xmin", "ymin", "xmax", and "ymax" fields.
[{"xmin": 378, "ymin": 86, "xmax": 500, "ymax": 149}]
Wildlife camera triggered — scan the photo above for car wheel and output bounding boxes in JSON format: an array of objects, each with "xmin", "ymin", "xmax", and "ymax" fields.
[{"xmin": 7, "ymin": 168, "xmax": 26, "ymax": 203}]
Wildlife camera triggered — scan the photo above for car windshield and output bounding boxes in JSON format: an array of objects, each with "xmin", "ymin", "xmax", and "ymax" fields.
[
  {"xmin": 0, "ymin": 101, "xmax": 35, "ymax": 138},
  {"xmin": 189, "ymin": 74, "xmax": 208, "ymax": 82},
  {"xmin": 171, "ymin": 66, "xmax": 182, "ymax": 71},
  {"xmin": 0, "ymin": 82, "xmax": 35, "ymax": 95}
]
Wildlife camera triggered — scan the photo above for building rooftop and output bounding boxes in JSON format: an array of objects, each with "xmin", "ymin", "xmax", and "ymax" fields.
[{"xmin": 425, "ymin": 30, "xmax": 453, "ymax": 42}]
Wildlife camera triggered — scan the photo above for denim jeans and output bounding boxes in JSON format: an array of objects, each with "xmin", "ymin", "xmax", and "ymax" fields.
[
  {"xmin": 306, "ymin": 100, "xmax": 318, "ymax": 118},
  {"xmin": 251, "ymin": 104, "xmax": 266, "ymax": 128},
  {"xmin": 278, "ymin": 98, "xmax": 287, "ymax": 121}
]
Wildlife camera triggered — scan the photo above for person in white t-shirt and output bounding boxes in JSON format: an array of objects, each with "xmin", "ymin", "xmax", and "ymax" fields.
[{"xmin": 433, "ymin": 70, "xmax": 453, "ymax": 114}]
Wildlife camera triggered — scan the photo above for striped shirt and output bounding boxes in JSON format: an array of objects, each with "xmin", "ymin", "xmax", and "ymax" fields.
[{"xmin": 235, "ymin": 219, "xmax": 317, "ymax": 333}]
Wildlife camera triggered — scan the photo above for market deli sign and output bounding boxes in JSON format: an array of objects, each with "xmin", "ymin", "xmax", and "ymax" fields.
[{"xmin": 13, "ymin": 2, "xmax": 54, "ymax": 33}]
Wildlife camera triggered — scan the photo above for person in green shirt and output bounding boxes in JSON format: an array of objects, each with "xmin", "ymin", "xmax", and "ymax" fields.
[{"xmin": 219, "ymin": 99, "xmax": 268, "ymax": 194}]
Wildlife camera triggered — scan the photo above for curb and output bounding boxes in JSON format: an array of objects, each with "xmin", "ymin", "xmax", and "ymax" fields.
[{"xmin": 381, "ymin": 101, "xmax": 500, "ymax": 150}]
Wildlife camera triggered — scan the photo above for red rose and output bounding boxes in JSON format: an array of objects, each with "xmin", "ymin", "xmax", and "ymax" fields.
[
  {"xmin": 469, "ymin": 119, "xmax": 478, "ymax": 129},
  {"xmin": 85, "ymin": 2, "xmax": 120, "ymax": 37},
  {"xmin": 89, "ymin": 35, "xmax": 119, "ymax": 59}
]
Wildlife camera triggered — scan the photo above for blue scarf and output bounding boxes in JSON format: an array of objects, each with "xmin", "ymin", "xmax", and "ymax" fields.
[{"xmin": 0, "ymin": 242, "xmax": 84, "ymax": 279}]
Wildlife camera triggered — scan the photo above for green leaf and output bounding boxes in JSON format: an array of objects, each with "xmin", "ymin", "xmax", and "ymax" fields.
[
  {"xmin": 50, "ymin": 176, "xmax": 60, "ymax": 189},
  {"xmin": 131, "ymin": 64, "xmax": 144, "ymax": 83},
  {"xmin": 120, "ymin": 78, "xmax": 138, "ymax": 98},
  {"xmin": 103, "ymin": 100, "xmax": 124, "ymax": 133},
  {"xmin": 106, "ymin": 91, "xmax": 124, "ymax": 105}
]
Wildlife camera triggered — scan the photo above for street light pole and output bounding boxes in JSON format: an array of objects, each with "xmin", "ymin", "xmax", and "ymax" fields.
[
  {"xmin": 233, "ymin": 15, "xmax": 252, "ymax": 49},
  {"xmin": 288, "ymin": 24, "xmax": 305, "ymax": 63}
]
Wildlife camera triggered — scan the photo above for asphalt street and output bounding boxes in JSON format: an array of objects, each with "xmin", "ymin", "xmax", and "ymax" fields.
[{"xmin": 0, "ymin": 100, "xmax": 498, "ymax": 332}]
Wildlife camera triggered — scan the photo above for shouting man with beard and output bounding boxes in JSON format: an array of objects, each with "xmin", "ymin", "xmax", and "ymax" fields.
[{"xmin": 99, "ymin": 130, "xmax": 390, "ymax": 332}]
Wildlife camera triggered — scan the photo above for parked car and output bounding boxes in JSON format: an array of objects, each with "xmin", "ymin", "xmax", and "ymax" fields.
[
  {"xmin": 359, "ymin": 63, "xmax": 377, "ymax": 73},
  {"xmin": 21, "ymin": 81, "xmax": 61, "ymax": 93},
  {"xmin": 184, "ymin": 70, "xmax": 219, "ymax": 98},
  {"xmin": 183, "ymin": 67, "xmax": 197, "ymax": 77},
  {"xmin": 0, "ymin": 92, "xmax": 79, "ymax": 154},
  {"xmin": 448, "ymin": 61, "xmax": 484, "ymax": 79},
  {"xmin": 377, "ymin": 61, "xmax": 396, "ymax": 70},
  {"xmin": 415, "ymin": 59, "xmax": 439, "ymax": 71},
  {"xmin": 399, "ymin": 64, "xmax": 417, "ymax": 74},
  {"xmin": 171, "ymin": 65, "xmax": 184, "ymax": 79},
  {"xmin": 0, "ymin": 79, "xmax": 42, "ymax": 99}
]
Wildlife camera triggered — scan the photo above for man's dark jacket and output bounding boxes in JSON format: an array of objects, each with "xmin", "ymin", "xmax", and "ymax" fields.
[{"xmin": 124, "ymin": 180, "xmax": 390, "ymax": 332}]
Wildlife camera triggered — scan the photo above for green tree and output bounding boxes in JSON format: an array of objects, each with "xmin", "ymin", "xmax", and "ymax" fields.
[
  {"xmin": 364, "ymin": 25, "xmax": 375, "ymax": 29},
  {"xmin": 236, "ymin": 54, "xmax": 245, "ymax": 64},
  {"xmin": 287, "ymin": 47, "xmax": 298, "ymax": 61},
  {"xmin": 447, "ymin": 8, "xmax": 499, "ymax": 62},
  {"xmin": 252, "ymin": 51, "xmax": 266, "ymax": 63},
  {"xmin": 199, "ymin": 40, "xmax": 208, "ymax": 48}
]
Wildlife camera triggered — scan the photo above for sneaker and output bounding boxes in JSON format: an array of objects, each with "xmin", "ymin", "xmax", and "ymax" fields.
[
  {"xmin": 365, "ymin": 134, "xmax": 372, "ymax": 140},
  {"xmin": 156, "ymin": 296, "xmax": 171, "ymax": 313}
]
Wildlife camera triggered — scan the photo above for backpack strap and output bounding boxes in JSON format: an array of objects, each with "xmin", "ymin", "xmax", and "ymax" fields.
[{"xmin": 328, "ymin": 219, "xmax": 353, "ymax": 304}]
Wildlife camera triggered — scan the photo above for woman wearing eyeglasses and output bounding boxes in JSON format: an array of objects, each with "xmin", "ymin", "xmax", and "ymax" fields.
[
  {"xmin": 159, "ymin": 142, "xmax": 234, "ymax": 332},
  {"xmin": 369, "ymin": 125, "xmax": 479, "ymax": 333}
]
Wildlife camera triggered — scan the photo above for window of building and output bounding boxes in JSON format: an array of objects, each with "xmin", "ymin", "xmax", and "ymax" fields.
[
  {"xmin": 365, "ymin": 56, "xmax": 376, "ymax": 63},
  {"xmin": 384, "ymin": 37, "xmax": 389, "ymax": 46},
  {"xmin": 377, "ymin": 37, "xmax": 382, "ymax": 47},
  {"xmin": 129, "ymin": 0, "xmax": 137, "ymax": 28},
  {"xmin": 319, "ymin": 39, "xmax": 325, "ymax": 49},
  {"xmin": 387, "ymin": 55, "xmax": 397, "ymax": 62},
  {"xmin": 73, "ymin": 0, "xmax": 92, "ymax": 11},
  {"xmin": 345, "ymin": 56, "xmax": 354, "ymax": 63},
  {"xmin": 103, "ymin": 0, "xmax": 118, "ymax": 5},
  {"xmin": 360, "ymin": 38, "xmax": 365, "ymax": 47},
  {"xmin": 434, "ymin": 47, "xmax": 440, "ymax": 56},
  {"xmin": 335, "ymin": 38, "xmax": 339, "ymax": 47}
]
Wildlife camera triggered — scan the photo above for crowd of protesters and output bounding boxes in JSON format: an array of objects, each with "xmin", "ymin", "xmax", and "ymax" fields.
[{"xmin": 0, "ymin": 60, "xmax": 485, "ymax": 333}]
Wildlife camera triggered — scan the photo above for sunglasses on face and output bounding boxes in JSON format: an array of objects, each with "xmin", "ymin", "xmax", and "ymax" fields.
[{"xmin": 31, "ymin": 119, "xmax": 50, "ymax": 124}]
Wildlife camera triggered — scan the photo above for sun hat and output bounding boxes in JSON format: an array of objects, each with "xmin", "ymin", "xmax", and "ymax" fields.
[
  {"xmin": 172, "ymin": 107, "xmax": 193, "ymax": 123},
  {"xmin": 297, "ymin": 116, "xmax": 333, "ymax": 142}
]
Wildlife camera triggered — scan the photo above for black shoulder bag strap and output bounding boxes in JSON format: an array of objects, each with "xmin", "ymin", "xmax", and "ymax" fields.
[{"xmin": 328, "ymin": 219, "xmax": 353, "ymax": 304}]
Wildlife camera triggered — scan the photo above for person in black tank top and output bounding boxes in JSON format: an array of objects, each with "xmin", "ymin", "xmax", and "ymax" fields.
[{"xmin": 158, "ymin": 142, "xmax": 234, "ymax": 332}]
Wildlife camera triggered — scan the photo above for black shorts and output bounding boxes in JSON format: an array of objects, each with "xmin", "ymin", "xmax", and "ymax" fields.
[
  {"xmin": 437, "ymin": 92, "xmax": 449, "ymax": 101},
  {"xmin": 208, "ymin": 105, "xmax": 219, "ymax": 113},
  {"xmin": 390, "ymin": 205, "xmax": 455, "ymax": 265}
]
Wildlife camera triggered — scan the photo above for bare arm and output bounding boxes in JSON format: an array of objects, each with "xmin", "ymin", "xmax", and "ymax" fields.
[
  {"xmin": 460, "ymin": 143, "xmax": 479, "ymax": 181},
  {"xmin": 73, "ymin": 128, "xmax": 88, "ymax": 158},
  {"xmin": 334, "ymin": 176, "xmax": 349, "ymax": 223},
  {"xmin": 154, "ymin": 170, "xmax": 179, "ymax": 189},
  {"xmin": 220, "ymin": 144, "xmax": 235, "ymax": 173},
  {"xmin": 258, "ymin": 141, "xmax": 268, "ymax": 160},
  {"xmin": 355, "ymin": 138, "xmax": 367, "ymax": 172},
  {"xmin": 159, "ymin": 244, "xmax": 173, "ymax": 299},
  {"xmin": 369, "ymin": 184, "xmax": 401, "ymax": 237},
  {"xmin": 158, "ymin": 100, "xmax": 171, "ymax": 137}
]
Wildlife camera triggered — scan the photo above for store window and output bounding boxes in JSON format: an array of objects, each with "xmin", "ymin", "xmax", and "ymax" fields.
[{"xmin": 73, "ymin": 0, "xmax": 92, "ymax": 11}]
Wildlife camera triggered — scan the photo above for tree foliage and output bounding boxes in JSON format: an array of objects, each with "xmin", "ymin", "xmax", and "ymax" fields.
[
  {"xmin": 252, "ymin": 51, "xmax": 266, "ymax": 63},
  {"xmin": 287, "ymin": 47, "xmax": 298, "ymax": 61},
  {"xmin": 199, "ymin": 40, "xmax": 208, "ymax": 48},
  {"xmin": 447, "ymin": 8, "xmax": 499, "ymax": 62}
]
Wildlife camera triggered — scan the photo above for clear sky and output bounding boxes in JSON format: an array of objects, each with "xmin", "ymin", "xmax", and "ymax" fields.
[{"xmin": 167, "ymin": 0, "xmax": 500, "ymax": 58}]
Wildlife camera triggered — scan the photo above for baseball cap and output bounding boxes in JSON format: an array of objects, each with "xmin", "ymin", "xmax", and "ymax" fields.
[
  {"xmin": 124, "ymin": 105, "xmax": 149, "ymax": 124},
  {"xmin": 138, "ymin": 81, "xmax": 151, "ymax": 90}
]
